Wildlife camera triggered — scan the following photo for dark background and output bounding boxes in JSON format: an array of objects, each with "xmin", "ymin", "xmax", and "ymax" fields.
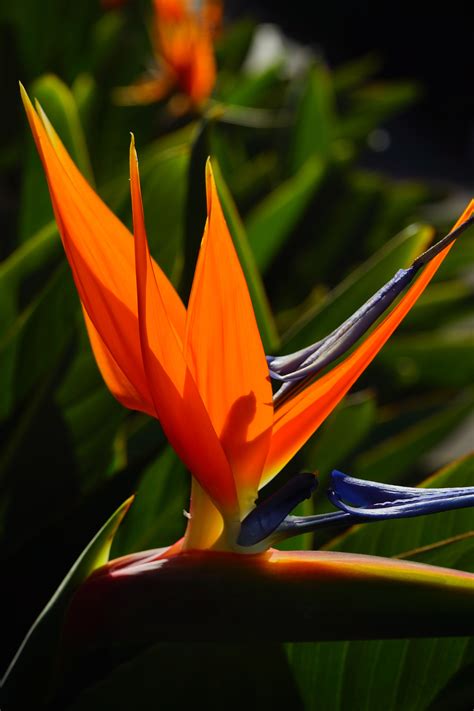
[{"xmin": 228, "ymin": 0, "xmax": 474, "ymax": 186}]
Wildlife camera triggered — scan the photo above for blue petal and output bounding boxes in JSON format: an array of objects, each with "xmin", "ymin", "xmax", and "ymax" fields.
[
  {"xmin": 266, "ymin": 466, "xmax": 474, "ymax": 543},
  {"xmin": 268, "ymin": 214, "xmax": 474, "ymax": 404},
  {"xmin": 272, "ymin": 267, "xmax": 415, "ymax": 383},
  {"xmin": 237, "ymin": 473, "xmax": 317, "ymax": 547},
  {"xmin": 328, "ymin": 470, "xmax": 474, "ymax": 520}
]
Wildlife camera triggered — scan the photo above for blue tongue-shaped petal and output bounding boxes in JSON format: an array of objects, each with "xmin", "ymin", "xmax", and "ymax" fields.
[
  {"xmin": 268, "ymin": 215, "xmax": 474, "ymax": 405},
  {"xmin": 270, "ymin": 267, "xmax": 416, "ymax": 383},
  {"xmin": 328, "ymin": 470, "xmax": 474, "ymax": 519},
  {"xmin": 237, "ymin": 468, "xmax": 474, "ymax": 547}
]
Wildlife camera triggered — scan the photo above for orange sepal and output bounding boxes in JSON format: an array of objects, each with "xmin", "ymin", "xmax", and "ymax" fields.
[
  {"xmin": 82, "ymin": 308, "xmax": 155, "ymax": 414},
  {"xmin": 20, "ymin": 85, "xmax": 186, "ymax": 417},
  {"xmin": 129, "ymin": 140, "xmax": 238, "ymax": 515},
  {"xmin": 263, "ymin": 201, "xmax": 474, "ymax": 483},
  {"xmin": 185, "ymin": 161, "xmax": 273, "ymax": 513}
]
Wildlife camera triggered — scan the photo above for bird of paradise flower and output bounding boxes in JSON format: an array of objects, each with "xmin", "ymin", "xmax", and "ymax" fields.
[
  {"xmin": 11, "ymin": 85, "xmax": 474, "ymax": 661},
  {"xmin": 114, "ymin": 0, "xmax": 220, "ymax": 112}
]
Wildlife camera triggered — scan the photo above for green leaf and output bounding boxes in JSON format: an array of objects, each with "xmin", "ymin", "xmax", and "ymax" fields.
[
  {"xmin": 0, "ymin": 497, "xmax": 133, "ymax": 709},
  {"xmin": 111, "ymin": 447, "xmax": 188, "ymax": 557},
  {"xmin": 436, "ymin": 232, "xmax": 474, "ymax": 279},
  {"xmin": 215, "ymin": 19, "xmax": 256, "ymax": 72},
  {"xmin": 56, "ymin": 345, "xmax": 125, "ymax": 490},
  {"xmin": 429, "ymin": 648, "xmax": 474, "ymax": 710},
  {"xmin": 290, "ymin": 63, "xmax": 335, "ymax": 172},
  {"xmin": 401, "ymin": 531, "xmax": 474, "ymax": 571},
  {"xmin": 333, "ymin": 54, "xmax": 381, "ymax": 93},
  {"xmin": 364, "ymin": 179, "xmax": 432, "ymax": 252},
  {"xmin": 0, "ymin": 222, "xmax": 60, "ymax": 297},
  {"xmin": 338, "ymin": 81, "xmax": 419, "ymax": 143},
  {"xmin": 282, "ymin": 223, "xmax": 433, "ymax": 351},
  {"xmin": 0, "ymin": 221, "xmax": 61, "ymax": 367},
  {"xmin": 181, "ymin": 121, "xmax": 210, "ymax": 300},
  {"xmin": 211, "ymin": 159, "xmax": 280, "ymax": 351},
  {"xmin": 221, "ymin": 64, "xmax": 283, "ymax": 107},
  {"xmin": 376, "ymin": 330, "xmax": 474, "ymax": 388},
  {"xmin": 71, "ymin": 73, "xmax": 97, "ymax": 135},
  {"xmin": 287, "ymin": 637, "xmax": 473, "ymax": 711},
  {"xmin": 352, "ymin": 392, "xmax": 474, "ymax": 484},
  {"xmin": 20, "ymin": 74, "xmax": 93, "ymax": 241},
  {"xmin": 87, "ymin": 11, "xmax": 126, "ymax": 75},
  {"xmin": 305, "ymin": 391, "xmax": 377, "ymax": 480},
  {"xmin": 140, "ymin": 144, "xmax": 189, "ymax": 282},
  {"xmin": 0, "ymin": 263, "xmax": 77, "ymax": 421},
  {"xmin": 284, "ymin": 455, "xmax": 474, "ymax": 711},
  {"xmin": 277, "ymin": 391, "xmax": 377, "ymax": 552},
  {"xmin": 328, "ymin": 453, "xmax": 474, "ymax": 560},
  {"xmin": 98, "ymin": 124, "xmax": 194, "ymax": 217},
  {"xmin": 34, "ymin": 76, "xmax": 94, "ymax": 181},
  {"xmin": 308, "ymin": 391, "xmax": 377, "ymax": 522},
  {"xmin": 400, "ymin": 279, "xmax": 472, "ymax": 328},
  {"xmin": 246, "ymin": 156, "xmax": 325, "ymax": 272}
]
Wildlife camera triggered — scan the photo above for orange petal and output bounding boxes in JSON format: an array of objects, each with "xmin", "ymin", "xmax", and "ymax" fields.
[
  {"xmin": 154, "ymin": 0, "xmax": 188, "ymax": 23},
  {"xmin": 20, "ymin": 85, "xmax": 185, "ymax": 416},
  {"xmin": 83, "ymin": 307, "xmax": 155, "ymax": 414},
  {"xmin": 185, "ymin": 161, "xmax": 273, "ymax": 513},
  {"xmin": 130, "ymin": 140, "xmax": 238, "ymax": 515},
  {"xmin": 35, "ymin": 98, "xmax": 186, "ymax": 344},
  {"xmin": 264, "ymin": 200, "xmax": 474, "ymax": 483},
  {"xmin": 155, "ymin": 3, "xmax": 216, "ymax": 105},
  {"xmin": 186, "ymin": 32, "xmax": 216, "ymax": 104}
]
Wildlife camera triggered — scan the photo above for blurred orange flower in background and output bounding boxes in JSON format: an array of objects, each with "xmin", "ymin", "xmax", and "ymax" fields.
[{"xmin": 115, "ymin": 0, "xmax": 221, "ymax": 111}]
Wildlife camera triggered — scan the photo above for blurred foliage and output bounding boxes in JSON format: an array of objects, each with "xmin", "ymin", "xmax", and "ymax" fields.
[{"xmin": 0, "ymin": 1, "xmax": 473, "ymax": 708}]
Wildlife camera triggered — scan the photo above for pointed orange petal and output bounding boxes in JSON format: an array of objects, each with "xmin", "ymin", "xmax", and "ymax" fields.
[
  {"xmin": 130, "ymin": 140, "xmax": 238, "ymax": 515},
  {"xmin": 34, "ymin": 98, "xmax": 186, "ymax": 344},
  {"xmin": 20, "ymin": 86, "xmax": 185, "ymax": 416},
  {"xmin": 185, "ymin": 161, "xmax": 273, "ymax": 513},
  {"xmin": 83, "ymin": 308, "xmax": 155, "ymax": 415},
  {"xmin": 264, "ymin": 201, "xmax": 474, "ymax": 483}
]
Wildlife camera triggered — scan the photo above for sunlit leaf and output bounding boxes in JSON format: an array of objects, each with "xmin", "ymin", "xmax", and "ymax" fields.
[
  {"xmin": 246, "ymin": 156, "xmax": 325, "ymax": 272},
  {"xmin": 378, "ymin": 329, "xmax": 474, "ymax": 388},
  {"xmin": 111, "ymin": 447, "xmax": 188, "ymax": 556},
  {"xmin": 352, "ymin": 392, "xmax": 474, "ymax": 484},
  {"xmin": 338, "ymin": 81, "xmax": 419, "ymax": 143},
  {"xmin": 215, "ymin": 19, "xmax": 256, "ymax": 73},
  {"xmin": 222, "ymin": 65, "xmax": 283, "ymax": 107},
  {"xmin": 283, "ymin": 223, "xmax": 432, "ymax": 351},
  {"xmin": 290, "ymin": 63, "xmax": 335, "ymax": 172}
]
